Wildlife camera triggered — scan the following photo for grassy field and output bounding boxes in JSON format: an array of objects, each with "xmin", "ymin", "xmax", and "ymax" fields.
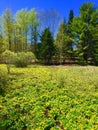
[{"xmin": 0, "ymin": 65, "xmax": 98, "ymax": 130}]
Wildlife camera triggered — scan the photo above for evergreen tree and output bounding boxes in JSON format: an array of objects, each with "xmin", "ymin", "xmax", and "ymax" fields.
[
  {"xmin": 71, "ymin": 2, "xmax": 98, "ymax": 64},
  {"xmin": 55, "ymin": 20, "xmax": 74, "ymax": 64},
  {"xmin": 92, "ymin": 24, "xmax": 98, "ymax": 65},
  {"xmin": 80, "ymin": 3, "xmax": 98, "ymax": 63},
  {"xmin": 67, "ymin": 10, "xmax": 74, "ymax": 35},
  {"xmin": 55, "ymin": 20, "xmax": 66, "ymax": 64},
  {"xmin": 39, "ymin": 28, "xmax": 55, "ymax": 64},
  {"xmin": 68, "ymin": 10, "xmax": 74, "ymax": 24},
  {"xmin": 66, "ymin": 10, "xmax": 74, "ymax": 60}
]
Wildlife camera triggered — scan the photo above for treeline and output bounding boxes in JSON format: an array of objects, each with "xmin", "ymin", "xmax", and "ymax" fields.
[{"xmin": 0, "ymin": 2, "xmax": 98, "ymax": 65}]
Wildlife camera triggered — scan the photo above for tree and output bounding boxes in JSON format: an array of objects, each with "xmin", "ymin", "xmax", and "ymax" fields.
[
  {"xmin": 91, "ymin": 24, "xmax": 98, "ymax": 65},
  {"xmin": 55, "ymin": 20, "xmax": 66, "ymax": 64},
  {"xmin": 28, "ymin": 9, "xmax": 39, "ymax": 55},
  {"xmin": 55, "ymin": 20, "xmax": 74, "ymax": 64},
  {"xmin": 2, "ymin": 8, "xmax": 14, "ymax": 50},
  {"xmin": 38, "ymin": 9, "xmax": 61, "ymax": 36},
  {"xmin": 71, "ymin": 2, "xmax": 98, "ymax": 64},
  {"xmin": 68, "ymin": 10, "xmax": 74, "ymax": 24},
  {"xmin": 39, "ymin": 28, "xmax": 55, "ymax": 64},
  {"xmin": 79, "ymin": 2, "xmax": 98, "ymax": 63},
  {"xmin": 15, "ymin": 8, "xmax": 29, "ymax": 52},
  {"xmin": 67, "ymin": 10, "xmax": 74, "ymax": 36},
  {"xmin": 0, "ymin": 24, "xmax": 6, "ymax": 54}
]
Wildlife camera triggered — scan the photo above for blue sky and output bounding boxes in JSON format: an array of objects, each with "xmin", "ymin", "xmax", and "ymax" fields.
[{"xmin": 0, "ymin": 0, "xmax": 98, "ymax": 19}]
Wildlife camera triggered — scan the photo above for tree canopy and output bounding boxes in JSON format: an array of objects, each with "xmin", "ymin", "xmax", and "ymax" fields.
[{"xmin": 0, "ymin": 2, "xmax": 98, "ymax": 65}]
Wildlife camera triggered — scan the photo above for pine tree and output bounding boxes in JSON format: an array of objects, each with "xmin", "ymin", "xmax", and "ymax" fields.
[
  {"xmin": 92, "ymin": 24, "xmax": 98, "ymax": 65},
  {"xmin": 40, "ymin": 28, "xmax": 55, "ymax": 64},
  {"xmin": 55, "ymin": 20, "xmax": 74, "ymax": 64},
  {"xmin": 67, "ymin": 10, "xmax": 74, "ymax": 60},
  {"xmin": 71, "ymin": 2, "xmax": 98, "ymax": 64},
  {"xmin": 55, "ymin": 20, "xmax": 66, "ymax": 64},
  {"xmin": 68, "ymin": 10, "xmax": 74, "ymax": 24}
]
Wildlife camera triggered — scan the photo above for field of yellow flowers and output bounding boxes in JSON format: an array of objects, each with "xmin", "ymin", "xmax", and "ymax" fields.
[{"xmin": 0, "ymin": 64, "xmax": 98, "ymax": 130}]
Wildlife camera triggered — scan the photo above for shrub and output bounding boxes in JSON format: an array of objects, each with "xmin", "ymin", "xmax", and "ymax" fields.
[
  {"xmin": 1, "ymin": 50, "xmax": 17, "ymax": 73},
  {"xmin": 25, "ymin": 52, "xmax": 35, "ymax": 64},
  {"xmin": 15, "ymin": 52, "xmax": 35, "ymax": 67},
  {"xmin": 15, "ymin": 52, "xmax": 27, "ymax": 67},
  {"xmin": 2, "ymin": 50, "xmax": 17, "ymax": 64},
  {"xmin": 78, "ymin": 58, "xmax": 87, "ymax": 65}
]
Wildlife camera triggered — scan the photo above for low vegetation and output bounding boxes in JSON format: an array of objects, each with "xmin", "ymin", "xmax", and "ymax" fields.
[{"xmin": 0, "ymin": 64, "xmax": 98, "ymax": 129}]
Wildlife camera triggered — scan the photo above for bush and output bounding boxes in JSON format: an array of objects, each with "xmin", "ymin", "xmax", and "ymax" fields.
[
  {"xmin": 1, "ymin": 50, "xmax": 17, "ymax": 73},
  {"xmin": 26, "ymin": 52, "xmax": 35, "ymax": 64},
  {"xmin": 15, "ymin": 52, "xmax": 35, "ymax": 67},
  {"xmin": 1, "ymin": 51, "xmax": 36, "ymax": 68},
  {"xmin": 78, "ymin": 58, "xmax": 87, "ymax": 65},
  {"xmin": 1, "ymin": 50, "xmax": 17, "ymax": 64},
  {"xmin": 15, "ymin": 52, "xmax": 27, "ymax": 67}
]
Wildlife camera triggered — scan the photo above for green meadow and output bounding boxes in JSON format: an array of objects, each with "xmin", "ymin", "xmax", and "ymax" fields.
[{"xmin": 0, "ymin": 65, "xmax": 98, "ymax": 130}]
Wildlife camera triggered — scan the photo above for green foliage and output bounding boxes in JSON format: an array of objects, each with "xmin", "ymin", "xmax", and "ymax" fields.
[
  {"xmin": 91, "ymin": 24, "xmax": 98, "ymax": 65},
  {"xmin": 26, "ymin": 52, "xmax": 35, "ymax": 64},
  {"xmin": 0, "ymin": 31, "xmax": 6, "ymax": 54},
  {"xmin": 55, "ymin": 20, "xmax": 74, "ymax": 64},
  {"xmin": 0, "ymin": 2, "xmax": 98, "ymax": 65},
  {"xmin": 28, "ymin": 9, "xmax": 39, "ymax": 54},
  {"xmin": 0, "ymin": 7, "xmax": 39, "ymax": 53},
  {"xmin": 15, "ymin": 52, "xmax": 35, "ymax": 67},
  {"xmin": 0, "ymin": 66, "xmax": 8, "ymax": 96},
  {"xmin": 80, "ymin": 2, "xmax": 94, "ymax": 24},
  {"xmin": 71, "ymin": 2, "xmax": 98, "ymax": 64},
  {"xmin": 15, "ymin": 8, "xmax": 29, "ymax": 51},
  {"xmin": 39, "ymin": 28, "xmax": 55, "ymax": 64},
  {"xmin": 68, "ymin": 10, "xmax": 74, "ymax": 24},
  {"xmin": 2, "ymin": 8, "xmax": 14, "ymax": 50},
  {"xmin": 0, "ymin": 65, "xmax": 98, "ymax": 129},
  {"xmin": 55, "ymin": 20, "xmax": 66, "ymax": 64},
  {"xmin": 67, "ymin": 9, "xmax": 74, "ymax": 37},
  {"xmin": 2, "ymin": 50, "xmax": 17, "ymax": 64},
  {"xmin": 77, "ymin": 58, "xmax": 87, "ymax": 65},
  {"xmin": 15, "ymin": 54, "xmax": 27, "ymax": 67},
  {"xmin": 2, "ymin": 50, "xmax": 17, "ymax": 73}
]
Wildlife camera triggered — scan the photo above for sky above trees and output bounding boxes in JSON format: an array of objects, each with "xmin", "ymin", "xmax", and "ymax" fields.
[{"xmin": 0, "ymin": 0, "xmax": 98, "ymax": 19}]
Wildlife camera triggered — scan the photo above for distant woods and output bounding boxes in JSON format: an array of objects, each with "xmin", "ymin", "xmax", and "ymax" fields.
[{"xmin": 0, "ymin": 2, "xmax": 98, "ymax": 65}]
